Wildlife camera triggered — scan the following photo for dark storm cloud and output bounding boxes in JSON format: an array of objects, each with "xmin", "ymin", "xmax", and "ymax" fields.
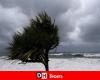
[
  {"xmin": 78, "ymin": 1, "xmax": 100, "ymax": 42},
  {"xmin": 0, "ymin": 5, "xmax": 29, "ymax": 51},
  {"xmin": 0, "ymin": 0, "xmax": 71, "ymax": 17},
  {"xmin": 0, "ymin": 0, "xmax": 100, "ymax": 52},
  {"xmin": 0, "ymin": 0, "xmax": 74, "ymax": 50},
  {"xmin": 80, "ymin": 17, "xmax": 100, "ymax": 42},
  {"xmin": 57, "ymin": 43, "xmax": 100, "ymax": 52}
]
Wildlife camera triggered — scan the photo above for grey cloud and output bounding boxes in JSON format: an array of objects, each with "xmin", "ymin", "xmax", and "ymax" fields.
[
  {"xmin": 80, "ymin": 15, "xmax": 100, "ymax": 42},
  {"xmin": 0, "ymin": 0, "xmax": 74, "ymax": 44},
  {"xmin": 57, "ymin": 43, "xmax": 100, "ymax": 52},
  {"xmin": 78, "ymin": 0, "xmax": 100, "ymax": 43},
  {"xmin": 0, "ymin": 5, "xmax": 29, "ymax": 51},
  {"xmin": 0, "ymin": 0, "xmax": 71, "ymax": 17},
  {"xmin": 0, "ymin": 0, "xmax": 100, "ymax": 52}
]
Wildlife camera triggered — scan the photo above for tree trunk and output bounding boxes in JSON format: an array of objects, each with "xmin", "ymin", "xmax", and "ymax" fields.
[
  {"xmin": 44, "ymin": 49, "xmax": 49, "ymax": 71},
  {"xmin": 44, "ymin": 63, "xmax": 49, "ymax": 71}
]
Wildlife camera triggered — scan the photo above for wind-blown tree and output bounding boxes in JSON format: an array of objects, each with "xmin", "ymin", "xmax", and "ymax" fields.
[{"xmin": 8, "ymin": 12, "xmax": 59, "ymax": 71}]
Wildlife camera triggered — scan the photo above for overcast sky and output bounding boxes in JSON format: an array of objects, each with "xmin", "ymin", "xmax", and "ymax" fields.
[{"xmin": 0, "ymin": 0, "xmax": 100, "ymax": 53}]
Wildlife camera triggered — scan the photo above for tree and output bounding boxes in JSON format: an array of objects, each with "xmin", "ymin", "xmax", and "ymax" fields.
[{"xmin": 8, "ymin": 12, "xmax": 59, "ymax": 71}]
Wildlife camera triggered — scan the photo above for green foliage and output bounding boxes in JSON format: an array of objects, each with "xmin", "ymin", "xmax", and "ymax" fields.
[{"xmin": 8, "ymin": 11, "xmax": 59, "ymax": 71}]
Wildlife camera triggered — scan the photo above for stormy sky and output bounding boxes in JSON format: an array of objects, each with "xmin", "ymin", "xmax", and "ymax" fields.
[{"xmin": 0, "ymin": 0, "xmax": 100, "ymax": 53}]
